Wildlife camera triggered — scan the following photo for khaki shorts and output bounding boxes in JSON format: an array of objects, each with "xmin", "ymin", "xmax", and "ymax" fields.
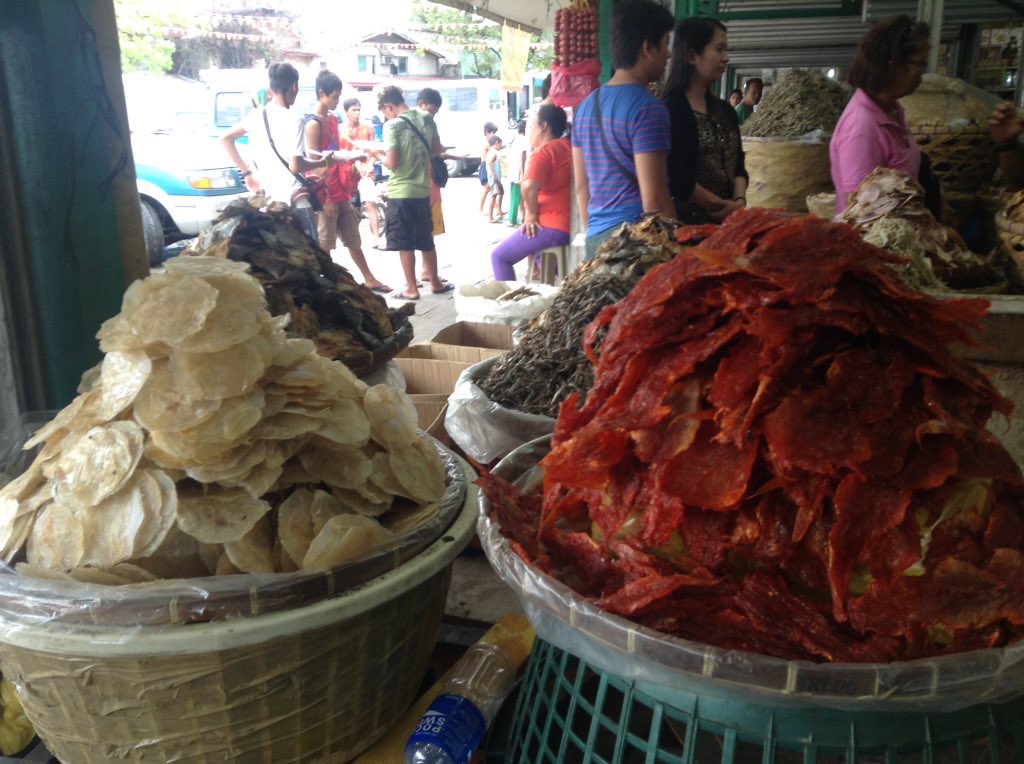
[{"xmin": 317, "ymin": 200, "xmax": 361, "ymax": 252}]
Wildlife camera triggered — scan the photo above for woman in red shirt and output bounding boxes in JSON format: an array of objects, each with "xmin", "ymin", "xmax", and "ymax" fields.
[{"xmin": 490, "ymin": 104, "xmax": 572, "ymax": 280}]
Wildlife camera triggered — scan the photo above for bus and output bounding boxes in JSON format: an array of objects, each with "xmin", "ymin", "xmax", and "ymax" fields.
[{"xmin": 397, "ymin": 78, "xmax": 510, "ymax": 176}]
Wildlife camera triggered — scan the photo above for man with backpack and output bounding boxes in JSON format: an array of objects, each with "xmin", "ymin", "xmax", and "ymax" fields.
[
  {"xmin": 378, "ymin": 85, "xmax": 454, "ymax": 300},
  {"xmin": 220, "ymin": 62, "xmax": 333, "ymax": 242},
  {"xmin": 304, "ymin": 70, "xmax": 390, "ymax": 292}
]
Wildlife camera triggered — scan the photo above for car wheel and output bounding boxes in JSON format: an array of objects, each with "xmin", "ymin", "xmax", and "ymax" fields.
[
  {"xmin": 139, "ymin": 201, "xmax": 163, "ymax": 267},
  {"xmin": 444, "ymin": 158, "xmax": 461, "ymax": 177}
]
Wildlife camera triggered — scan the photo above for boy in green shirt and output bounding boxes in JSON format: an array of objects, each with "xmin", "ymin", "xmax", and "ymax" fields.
[
  {"xmin": 735, "ymin": 77, "xmax": 763, "ymax": 126},
  {"xmin": 379, "ymin": 85, "xmax": 454, "ymax": 300}
]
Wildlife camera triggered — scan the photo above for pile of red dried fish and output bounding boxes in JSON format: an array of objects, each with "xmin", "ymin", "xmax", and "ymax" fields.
[{"xmin": 482, "ymin": 208, "xmax": 1024, "ymax": 662}]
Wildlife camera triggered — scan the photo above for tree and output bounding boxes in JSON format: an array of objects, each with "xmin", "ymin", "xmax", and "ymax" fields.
[
  {"xmin": 172, "ymin": 17, "xmax": 282, "ymax": 79},
  {"xmin": 114, "ymin": 0, "xmax": 184, "ymax": 73}
]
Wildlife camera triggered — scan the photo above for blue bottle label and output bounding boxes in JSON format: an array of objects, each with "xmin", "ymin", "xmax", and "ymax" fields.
[{"xmin": 407, "ymin": 693, "xmax": 487, "ymax": 764}]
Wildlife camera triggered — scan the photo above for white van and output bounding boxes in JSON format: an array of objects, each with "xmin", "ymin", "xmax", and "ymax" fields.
[{"xmin": 398, "ymin": 78, "xmax": 509, "ymax": 176}]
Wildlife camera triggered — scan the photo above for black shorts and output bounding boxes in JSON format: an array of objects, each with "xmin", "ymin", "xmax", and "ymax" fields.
[
  {"xmin": 385, "ymin": 197, "xmax": 435, "ymax": 252},
  {"xmin": 478, "ymin": 163, "xmax": 488, "ymax": 185}
]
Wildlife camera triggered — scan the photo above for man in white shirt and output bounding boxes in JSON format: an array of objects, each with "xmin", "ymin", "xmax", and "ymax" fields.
[{"xmin": 221, "ymin": 62, "xmax": 336, "ymax": 240}]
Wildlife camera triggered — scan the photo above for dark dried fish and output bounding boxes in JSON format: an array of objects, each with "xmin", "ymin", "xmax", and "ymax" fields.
[
  {"xmin": 478, "ymin": 217, "xmax": 683, "ymax": 417},
  {"xmin": 183, "ymin": 194, "xmax": 400, "ymax": 362}
]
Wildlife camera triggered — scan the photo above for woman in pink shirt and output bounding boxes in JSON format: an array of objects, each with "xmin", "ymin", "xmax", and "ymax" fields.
[{"xmin": 829, "ymin": 16, "xmax": 933, "ymax": 215}]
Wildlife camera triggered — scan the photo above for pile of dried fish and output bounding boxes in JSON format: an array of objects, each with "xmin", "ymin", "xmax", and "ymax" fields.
[
  {"xmin": 741, "ymin": 69, "xmax": 848, "ymax": 138},
  {"xmin": 478, "ymin": 218, "xmax": 680, "ymax": 417},
  {"xmin": 901, "ymin": 73, "xmax": 999, "ymax": 128},
  {"xmin": 184, "ymin": 195, "xmax": 404, "ymax": 363},
  {"xmin": 839, "ymin": 168, "xmax": 1006, "ymax": 291}
]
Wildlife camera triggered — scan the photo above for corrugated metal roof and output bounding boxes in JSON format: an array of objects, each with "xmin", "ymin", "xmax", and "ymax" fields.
[{"xmin": 717, "ymin": 0, "xmax": 1024, "ymax": 67}]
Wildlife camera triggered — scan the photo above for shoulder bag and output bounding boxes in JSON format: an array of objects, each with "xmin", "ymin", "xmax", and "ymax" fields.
[
  {"xmin": 399, "ymin": 114, "xmax": 449, "ymax": 188},
  {"xmin": 263, "ymin": 109, "xmax": 326, "ymax": 212}
]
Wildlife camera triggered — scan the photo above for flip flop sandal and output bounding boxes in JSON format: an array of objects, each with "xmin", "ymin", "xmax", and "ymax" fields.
[
  {"xmin": 431, "ymin": 282, "xmax": 455, "ymax": 294},
  {"xmin": 369, "ymin": 284, "xmax": 392, "ymax": 293}
]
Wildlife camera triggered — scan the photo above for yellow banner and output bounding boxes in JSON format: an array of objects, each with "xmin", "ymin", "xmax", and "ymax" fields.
[{"xmin": 501, "ymin": 25, "xmax": 531, "ymax": 91}]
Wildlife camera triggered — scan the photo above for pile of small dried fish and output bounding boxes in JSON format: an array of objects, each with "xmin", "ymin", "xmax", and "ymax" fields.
[
  {"xmin": 901, "ymin": 74, "xmax": 999, "ymax": 128},
  {"xmin": 478, "ymin": 218, "xmax": 680, "ymax": 417},
  {"xmin": 185, "ymin": 195, "xmax": 402, "ymax": 362},
  {"xmin": 741, "ymin": 69, "xmax": 848, "ymax": 138},
  {"xmin": 839, "ymin": 168, "xmax": 1007, "ymax": 291}
]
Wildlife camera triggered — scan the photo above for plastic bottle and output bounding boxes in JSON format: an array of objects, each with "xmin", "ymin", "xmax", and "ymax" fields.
[{"xmin": 405, "ymin": 641, "xmax": 517, "ymax": 764}]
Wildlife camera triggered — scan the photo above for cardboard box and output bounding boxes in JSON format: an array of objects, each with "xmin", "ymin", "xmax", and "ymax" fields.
[
  {"xmin": 430, "ymin": 321, "xmax": 515, "ymax": 352},
  {"xmin": 394, "ymin": 357, "xmax": 470, "ymax": 396},
  {"xmin": 411, "ymin": 394, "xmax": 453, "ymax": 448},
  {"xmin": 398, "ymin": 343, "xmax": 503, "ymax": 365}
]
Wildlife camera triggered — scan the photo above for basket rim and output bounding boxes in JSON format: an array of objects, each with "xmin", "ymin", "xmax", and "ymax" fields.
[{"xmin": 0, "ymin": 459, "xmax": 478, "ymax": 657}]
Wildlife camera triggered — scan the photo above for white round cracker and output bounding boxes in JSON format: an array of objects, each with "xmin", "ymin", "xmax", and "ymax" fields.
[
  {"xmin": 176, "ymin": 486, "xmax": 270, "ymax": 544},
  {"xmin": 50, "ymin": 421, "xmax": 145, "ymax": 509}
]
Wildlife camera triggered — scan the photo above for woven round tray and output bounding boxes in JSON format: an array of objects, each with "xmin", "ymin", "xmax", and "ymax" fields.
[
  {"xmin": 0, "ymin": 467, "xmax": 480, "ymax": 764},
  {"xmin": 337, "ymin": 310, "xmax": 413, "ymax": 377},
  {"xmin": 910, "ymin": 125, "xmax": 996, "ymax": 193}
]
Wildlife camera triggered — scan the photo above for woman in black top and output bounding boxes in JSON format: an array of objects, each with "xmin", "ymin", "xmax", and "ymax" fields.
[{"xmin": 662, "ymin": 17, "xmax": 748, "ymax": 224}]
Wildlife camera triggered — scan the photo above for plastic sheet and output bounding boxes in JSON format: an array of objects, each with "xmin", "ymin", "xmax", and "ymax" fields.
[
  {"xmin": 477, "ymin": 436, "xmax": 1024, "ymax": 713},
  {"xmin": 454, "ymin": 279, "xmax": 560, "ymax": 327},
  {"xmin": 0, "ymin": 438, "xmax": 469, "ymax": 631},
  {"xmin": 444, "ymin": 357, "xmax": 555, "ymax": 465},
  {"xmin": 551, "ymin": 59, "xmax": 601, "ymax": 109}
]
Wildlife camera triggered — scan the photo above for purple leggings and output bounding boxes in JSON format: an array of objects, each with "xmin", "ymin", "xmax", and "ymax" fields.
[{"xmin": 490, "ymin": 225, "xmax": 571, "ymax": 281}]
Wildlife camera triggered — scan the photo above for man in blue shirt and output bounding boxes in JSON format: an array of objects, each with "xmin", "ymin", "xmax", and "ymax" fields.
[{"xmin": 572, "ymin": 0, "xmax": 675, "ymax": 260}]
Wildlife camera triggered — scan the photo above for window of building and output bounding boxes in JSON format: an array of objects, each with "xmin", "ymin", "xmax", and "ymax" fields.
[{"xmin": 358, "ymin": 55, "xmax": 374, "ymax": 73}]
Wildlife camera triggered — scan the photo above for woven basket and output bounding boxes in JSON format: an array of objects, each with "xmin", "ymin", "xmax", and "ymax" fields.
[
  {"xmin": 910, "ymin": 125, "xmax": 996, "ymax": 193},
  {"xmin": 0, "ymin": 460, "xmax": 480, "ymax": 764},
  {"xmin": 742, "ymin": 138, "xmax": 832, "ymax": 213},
  {"xmin": 995, "ymin": 211, "xmax": 1024, "ymax": 273},
  {"xmin": 338, "ymin": 311, "xmax": 414, "ymax": 378},
  {"xmin": 805, "ymin": 192, "xmax": 836, "ymax": 219}
]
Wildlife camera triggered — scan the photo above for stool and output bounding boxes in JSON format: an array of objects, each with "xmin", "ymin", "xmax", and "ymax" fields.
[{"xmin": 525, "ymin": 246, "xmax": 569, "ymax": 286}]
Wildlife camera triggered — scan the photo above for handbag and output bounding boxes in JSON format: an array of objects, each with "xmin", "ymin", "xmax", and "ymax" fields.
[
  {"xmin": 399, "ymin": 114, "xmax": 449, "ymax": 188},
  {"xmin": 263, "ymin": 110, "xmax": 326, "ymax": 213}
]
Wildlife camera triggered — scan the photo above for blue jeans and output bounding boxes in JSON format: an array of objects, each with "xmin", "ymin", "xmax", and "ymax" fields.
[{"xmin": 491, "ymin": 225, "xmax": 570, "ymax": 281}]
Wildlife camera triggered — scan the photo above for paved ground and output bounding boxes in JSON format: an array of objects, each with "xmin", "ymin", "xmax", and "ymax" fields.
[{"xmin": 328, "ymin": 174, "xmax": 530, "ymax": 342}]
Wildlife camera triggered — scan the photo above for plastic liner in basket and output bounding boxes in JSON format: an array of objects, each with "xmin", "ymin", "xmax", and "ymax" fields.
[
  {"xmin": 477, "ymin": 436, "xmax": 1024, "ymax": 713},
  {"xmin": 445, "ymin": 357, "xmax": 555, "ymax": 465},
  {"xmin": 0, "ymin": 438, "xmax": 468, "ymax": 631}
]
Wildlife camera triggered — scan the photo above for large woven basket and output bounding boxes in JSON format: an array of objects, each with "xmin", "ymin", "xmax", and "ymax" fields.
[
  {"xmin": 741, "ymin": 137, "xmax": 832, "ymax": 212},
  {"xmin": 0, "ymin": 457, "xmax": 479, "ymax": 764},
  {"xmin": 911, "ymin": 125, "xmax": 996, "ymax": 193}
]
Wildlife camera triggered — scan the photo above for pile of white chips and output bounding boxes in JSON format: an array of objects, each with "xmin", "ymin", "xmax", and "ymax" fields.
[{"xmin": 0, "ymin": 257, "xmax": 448, "ymax": 584}]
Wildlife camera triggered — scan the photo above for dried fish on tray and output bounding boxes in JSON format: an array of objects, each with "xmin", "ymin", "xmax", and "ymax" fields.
[
  {"xmin": 478, "ymin": 217, "xmax": 682, "ymax": 418},
  {"xmin": 184, "ymin": 195, "xmax": 411, "ymax": 375},
  {"xmin": 839, "ymin": 168, "xmax": 1011, "ymax": 293}
]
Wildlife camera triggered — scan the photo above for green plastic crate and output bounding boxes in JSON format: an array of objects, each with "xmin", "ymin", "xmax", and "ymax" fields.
[{"xmin": 499, "ymin": 639, "xmax": 1024, "ymax": 763}]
